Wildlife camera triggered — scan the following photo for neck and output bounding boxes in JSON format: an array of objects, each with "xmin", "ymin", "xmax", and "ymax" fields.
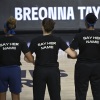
[
  {"xmin": 43, "ymin": 32, "xmax": 52, "ymax": 36},
  {"xmin": 5, "ymin": 34, "xmax": 14, "ymax": 37},
  {"xmin": 87, "ymin": 27, "xmax": 95, "ymax": 30}
]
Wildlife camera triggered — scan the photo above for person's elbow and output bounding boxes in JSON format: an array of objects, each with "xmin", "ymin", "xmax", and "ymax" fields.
[
  {"xmin": 70, "ymin": 52, "xmax": 77, "ymax": 59},
  {"xmin": 65, "ymin": 48, "xmax": 77, "ymax": 59},
  {"xmin": 24, "ymin": 52, "xmax": 35, "ymax": 64},
  {"xmin": 28, "ymin": 57, "xmax": 34, "ymax": 63}
]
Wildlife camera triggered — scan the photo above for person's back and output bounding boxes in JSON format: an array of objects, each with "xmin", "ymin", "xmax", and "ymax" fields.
[
  {"xmin": 70, "ymin": 13, "xmax": 100, "ymax": 100},
  {"xmin": 30, "ymin": 34, "xmax": 68, "ymax": 67},
  {"xmin": 73, "ymin": 30, "xmax": 100, "ymax": 63},
  {"xmin": 0, "ymin": 36, "xmax": 29, "ymax": 66},
  {"xmin": 28, "ymin": 17, "xmax": 77, "ymax": 100},
  {"xmin": 0, "ymin": 16, "xmax": 34, "ymax": 100}
]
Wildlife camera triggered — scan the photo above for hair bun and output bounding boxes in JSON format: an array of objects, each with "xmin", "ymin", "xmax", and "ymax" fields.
[{"xmin": 85, "ymin": 13, "xmax": 97, "ymax": 24}]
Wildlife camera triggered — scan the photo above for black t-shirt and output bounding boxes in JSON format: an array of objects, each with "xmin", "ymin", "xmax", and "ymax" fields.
[
  {"xmin": 0, "ymin": 36, "xmax": 29, "ymax": 66},
  {"xmin": 29, "ymin": 34, "xmax": 68, "ymax": 67},
  {"xmin": 70, "ymin": 30, "xmax": 100, "ymax": 63}
]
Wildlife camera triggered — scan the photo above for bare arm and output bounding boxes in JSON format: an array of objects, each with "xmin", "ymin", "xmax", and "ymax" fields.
[
  {"xmin": 24, "ymin": 51, "xmax": 35, "ymax": 64},
  {"xmin": 65, "ymin": 47, "xmax": 77, "ymax": 59}
]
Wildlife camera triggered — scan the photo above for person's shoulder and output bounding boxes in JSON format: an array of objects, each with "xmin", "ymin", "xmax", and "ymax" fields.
[
  {"xmin": 12, "ymin": 36, "xmax": 27, "ymax": 44},
  {"xmin": 12, "ymin": 36, "xmax": 23, "ymax": 41},
  {"xmin": 0, "ymin": 36, "xmax": 5, "ymax": 42},
  {"xmin": 94, "ymin": 30, "xmax": 100, "ymax": 34},
  {"xmin": 76, "ymin": 30, "xmax": 87, "ymax": 36},
  {"xmin": 49, "ymin": 35, "xmax": 62, "ymax": 42},
  {"xmin": 30, "ymin": 35, "xmax": 43, "ymax": 43},
  {"xmin": 32, "ymin": 35, "xmax": 43, "ymax": 40},
  {"xmin": 0, "ymin": 35, "xmax": 5, "ymax": 39},
  {"xmin": 50, "ymin": 35, "xmax": 61, "ymax": 39},
  {"xmin": 51, "ymin": 35, "xmax": 66, "ymax": 43},
  {"xmin": 82, "ymin": 29, "xmax": 100, "ymax": 35}
]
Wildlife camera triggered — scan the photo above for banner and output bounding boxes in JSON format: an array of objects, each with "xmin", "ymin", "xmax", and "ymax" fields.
[{"xmin": 0, "ymin": 0, "xmax": 100, "ymax": 31}]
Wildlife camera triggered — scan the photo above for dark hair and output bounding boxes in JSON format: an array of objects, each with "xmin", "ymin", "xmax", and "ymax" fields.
[
  {"xmin": 42, "ymin": 18, "xmax": 55, "ymax": 33},
  {"xmin": 85, "ymin": 13, "xmax": 97, "ymax": 27}
]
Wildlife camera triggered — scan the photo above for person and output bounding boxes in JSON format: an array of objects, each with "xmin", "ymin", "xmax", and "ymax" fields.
[
  {"xmin": 27, "ymin": 18, "xmax": 77, "ymax": 100},
  {"xmin": 0, "ymin": 16, "xmax": 34, "ymax": 100},
  {"xmin": 69, "ymin": 13, "xmax": 100, "ymax": 100}
]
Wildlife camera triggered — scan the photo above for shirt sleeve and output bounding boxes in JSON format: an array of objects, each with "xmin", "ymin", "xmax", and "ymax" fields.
[
  {"xmin": 70, "ymin": 34, "xmax": 79, "ymax": 50},
  {"xmin": 59, "ymin": 37, "xmax": 69, "ymax": 51},
  {"xmin": 29, "ymin": 39, "xmax": 37, "ymax": 54},
  {"xmin": 21, "ymin": 41, "xmax": 30, "ymax": 54}
]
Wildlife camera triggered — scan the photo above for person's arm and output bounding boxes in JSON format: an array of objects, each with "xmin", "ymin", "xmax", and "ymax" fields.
[
  {"xmin": 65, "ymin": 48, "xmax": 77, "ymax": 59},
  {"xmin": 24, "ymin": 38, "xmax": 36, "ymax": 64},
  {"xmin": 59, "ymin": 37, "xmax": 77, "ymax": 59},
  {"xmin": 67, "ymin": 34, "xmax": 79, "ymax": 59},
  {"xmin": 20, "ymin": 40, "xmax": 35, "ymax": 64},
  {"xmin": 24, "ymin": 51, "xmax": 35, "ymax": 64}
]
